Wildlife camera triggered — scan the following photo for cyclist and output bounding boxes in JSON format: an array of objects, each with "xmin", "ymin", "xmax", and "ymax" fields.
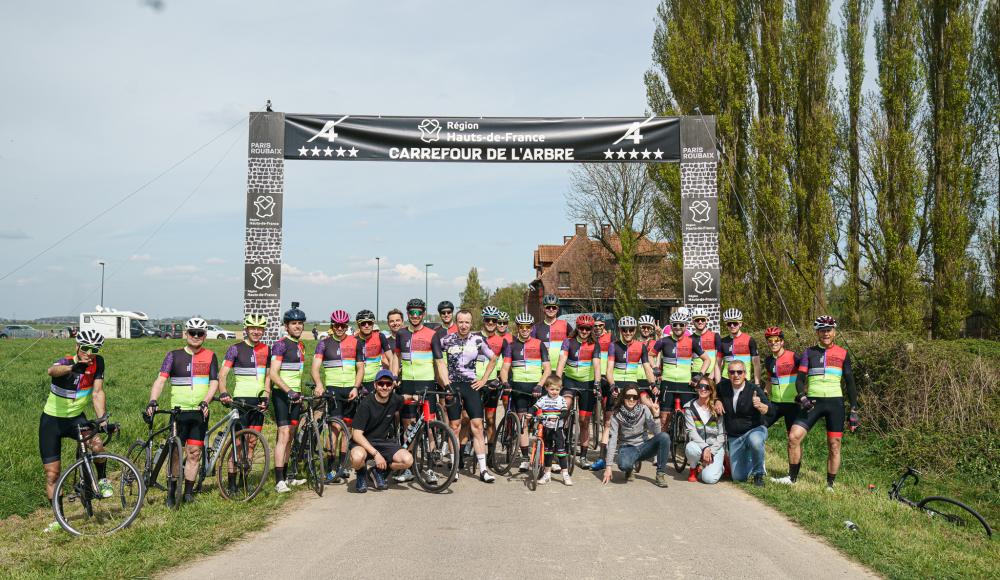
[
  {"xmin": 532, "ymin": 293, "xmax": 572, "ymax": 368},
  {"xmin": 638, "ymin": 314, "xmax": 660, "ymax": 382},
  {"xmin": 762, "ymin": 326, "xmax": 799, "ymax": 433},
  {"xmin": 311, "ymin": 309, "xmax": 366, "ymax": 483},
  {"xmin": 476, "ymin": 306, "xmax": 509, "ymax": 445},
  {"xmin": 554, "ymin": 313, "xmax": 602, "ymax": 468},
  {"xmin": 497, "ymin": 311, "xmax": 513, "ymax": 344},
  {"xmin": 40, "ymin": 330, "xmax": 110, "ymax": 532},
  {"xmin": 589, "ymin": 316, "xmax": 614, "ymax": 471},
  {"xmin": 690, "ymin": 307, "xmax": 720, "ymax": 383},
  {"xmin": 434, "ymin": 300, "xmax": 458, "ymax": 338},
  {"xmin": 386, "ymin": 308, "xmax": 405, "ymax": 341},
  {"xmin": 356, "ymin": 309, "xmax": 393, "ymax": 395},
  {"xmin": 499, "ymin": 312, "xmax": 551, "ymax": 472},
  {"xmin": 391, "ymin": 298, "xmax": 446, "ymax": 483},
  {"xmin": 441, "ymin": 309, "xmax": 500, "ymax": 483},
  {"xmin": 782, "ymin": 316, "xmax": 859, "ymax": 489},
  {"xmin": 349, "ymin": 370, "xmax": 415, "ymax": 493},
  {"xmin": 217, "ymin": 313, "xmax": 271, "ymax": 494},
  {"xmin": 653, "ymin": 310, "xmax": 711, "ymax": 432},
  {"xmin": 719, "ymin": 308, "xmax": 761, "ymax": 384},
  {"xmin": 268, "ymin": 302, "xmax": 308, "ymax": 492},
  {"xmin": 146, "ymin": 318, "xmax": 220, "ymax": 504},
  {"xmin": 607, "ymin": 316, "xmax": 657, "ymax": 415}
]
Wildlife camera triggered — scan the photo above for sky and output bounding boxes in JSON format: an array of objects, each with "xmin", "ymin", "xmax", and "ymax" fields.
[{"xmin": 0, "ymin": 0, "xmax": 880, "ymax": 321}]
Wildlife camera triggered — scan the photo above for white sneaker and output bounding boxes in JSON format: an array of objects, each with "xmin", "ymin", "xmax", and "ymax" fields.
[
  {"xmin": 537, "ymin": 472, "xmax": 551, "ymax": 485},
  {"xmin": 562, "ymin": 473, "xmax": 573, "ymax": 486},
  {"xmin": 394, "ymin": 469, "xmax": 414, "ymax": 483},
  {"xmin": 518, "ymin": 461, "xmax": 529, "ymax": 473},
  {"xmin": 288, "ymin": 478, "xmax": 306, "ymax": 487},
  {"xmin": 43, "ymin": 521, "xmax": 61, "ymax": 533},
  {"xmin": 551, "ymin": 463, "xmax": 562, "ymax": 473},
  {"xmin": 771, "ymin": 476, "xmax": 795, "ymax": 485},
  {"xmin": 424, "ymin": 470, "xmax": 439, "ymax": 485},
  {"xmin": 825, "ymin": 484, "xmax": 835, "ymax": 493},
  {"xmin": 275, "ymin": 480, "xmax": 291, "ymax": 493}
]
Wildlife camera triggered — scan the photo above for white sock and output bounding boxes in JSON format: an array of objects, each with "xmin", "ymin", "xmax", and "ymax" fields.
[{"xmin": 477, "ymin": 453, "xmax": 487, "ymax": 472}]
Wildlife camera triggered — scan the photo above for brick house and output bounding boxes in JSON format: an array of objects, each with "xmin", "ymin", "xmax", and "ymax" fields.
[{"xmin": 526, "ymin": 224, "xmax": 680, "ymax": 324}]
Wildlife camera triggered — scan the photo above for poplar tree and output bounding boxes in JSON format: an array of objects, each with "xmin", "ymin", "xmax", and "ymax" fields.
[{"xmin": 459, "ymin": 267, "xmax": 489, "ymax": 325}]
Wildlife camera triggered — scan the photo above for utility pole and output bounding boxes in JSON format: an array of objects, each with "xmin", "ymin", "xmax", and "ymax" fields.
[
  {"xmin": 425, "ymin": 263, "xmax": 433, "ymax": 311},
  {"xmin": 375, "ymin": 256, "xmax": 381, "ymax": 321},
  {"xmin": 98, "ymin": 261, "xmax": 106, "ymax": 307}
]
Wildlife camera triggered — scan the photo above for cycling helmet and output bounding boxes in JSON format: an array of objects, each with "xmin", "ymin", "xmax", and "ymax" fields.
[
  {"xmin": 764, "ymin": 326, "xmax": 784, "ymax": 338},
  {"xmin": 330, "ymin": 310, "xmax": 350, "ymax": 324},
  {"xmin": 355, "ymin": 309, "xmax": 376, "ymax": 323},
  {"xmin": 406, "ymin": 298, "xmax": 426, "ymax": 312},
  {"xmin": 185, "ymin": 317, "xmax": 208, "ymax": 330},
  {"xmin": 691, "ymin": 307, "xmax": 709, "ymax": 321},
  {"xmin": 437, "ymin": 300, "xmax": 454, "ymax": 313},
  {"xmin": 669, "ymin": 310, "xmax": 690, "ymax": 324},
  {"xmin": 482, "ymin": 306, "xmax": 501, "ymax": 319},
  {"xmin": 722, "ymin": 308, "xmax": 744, "ymax": 322},
  {"xmin": 813, "ymin": 315, "xmax": 838, "ymax": 330},
  {"xmin": 515, "ymin": 312, "xmax": 534, "ymax": 326},
  {"xmin": 638, "ymin": 314, "xmax": 656, "ymax": 327},
  {"xmin": 283, "ymin": 301, "xmax": 307, "ymax": 323},
  {"xmin": 618, "ymin": 316, "xmax": 637, "ymax": 328},
  {"xmin": 575, "ymin": 314, "xmax": 595, "ymax": 328},
  {"xmin": 497, "ymin": 311, "xmax": 510, "ymax": 323},
  {"xmin": 542, "ymin": 294, "xmax": 559, "ymax": 306},
  {"xmin": 243, "ymin": 313, "xmax": 268, "ymax": 328},
  {"xmin": 75, "ymin": 329, "xmax": 105, "ymax": 349}
]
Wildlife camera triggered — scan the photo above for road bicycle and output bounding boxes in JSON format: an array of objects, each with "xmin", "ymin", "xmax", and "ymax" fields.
[
  {"xmin": 888, "ymin": 466, "xmax": 992, "ymax": 537},
  {"xmin": 128, "ymin": 406, "xmax": 186, "ymax": 509},
  {"xmin": 54, "ymin": 414, "xmax": 145, "ymax": 536},
  {"xmin": 397, "ymin": 385, "xmax": 459, "ymax": 493},
  {"xmin": 560, "ymin": 383, "xmax": 599, "ymax": 475},
  {"xmin": 192, "ymin": 397, "xmax": 270, "ymax": 501},
  {"xmin": 286, "ymin": 394, "xmax": 331, "ymax": 497},
  {"xmin": 525, "ymin": 415, "xmax": 546, "ymax": 491},
  {"xmin": 489, "ymin": 384, "xmax": 523, "ymax": 476},
  {"xmin": 321, "ymin": 389, "xmax": 355, "ymax": 483},
  {"xmin": 661, "ymin": 386, "xmax": 691, "ymax": 472}
]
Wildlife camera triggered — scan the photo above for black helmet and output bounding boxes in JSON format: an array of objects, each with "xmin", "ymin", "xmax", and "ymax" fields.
[
  {"xmin": 356, "ymin": 309, "xmax": 376, "ymax": 323},
  {"xmin": 406, "ymin": 298, "xmax": 426, "ymax": 312},
  {"xmin": 437, "ymin": 300, "xmax": 454, "ymax": 313},
  {"xmin": 542, "ymin": 294, "xmax": 559, "ymax": 307},
  {"xmin": 283, "ymin": 301, "xmax": 307, "ymax": 323}
]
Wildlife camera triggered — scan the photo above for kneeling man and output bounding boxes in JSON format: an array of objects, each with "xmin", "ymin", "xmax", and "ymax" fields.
[{"xmin": 350, "ymin": 370, "xmax": 413, "ymax": 492}]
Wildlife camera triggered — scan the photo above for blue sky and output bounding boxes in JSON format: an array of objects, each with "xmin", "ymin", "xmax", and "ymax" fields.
[{"xmin": 1, "ymin": 0, "xmax": 878, "ymax": 321}]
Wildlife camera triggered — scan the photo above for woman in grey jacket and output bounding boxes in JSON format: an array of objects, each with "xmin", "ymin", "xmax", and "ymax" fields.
[
  {"xmin": 601, "ymin": 385, "xmax": 671, "ymax": 487},
  {"xmin": 684, "ymin": 376, "xmax": 726, "ymax": 483}
]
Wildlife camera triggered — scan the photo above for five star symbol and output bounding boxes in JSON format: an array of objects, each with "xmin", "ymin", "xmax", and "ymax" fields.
[
  {"xmin": 604, "ymin": 148, "xmax": 665, "ymax": 160},
  {"xmin": 298, "ymin": 145, "xmax": 361, "ymax": 158}
]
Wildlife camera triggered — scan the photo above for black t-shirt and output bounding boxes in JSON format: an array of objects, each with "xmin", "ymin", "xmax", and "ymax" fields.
[{"xmin": 352, "ymin": 392, "xmax": 404, "ymax": 442}]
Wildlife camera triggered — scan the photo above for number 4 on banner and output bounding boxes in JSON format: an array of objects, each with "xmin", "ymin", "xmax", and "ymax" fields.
[
  {"xmin": 307, "ymin": 115, "xmax": 350, "ymax": 143},
  {"xmin": 613, "ymin": 116, "xmax": 655, "ymax": 146}
]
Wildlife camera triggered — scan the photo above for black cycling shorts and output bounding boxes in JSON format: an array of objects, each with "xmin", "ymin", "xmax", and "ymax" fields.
[
  {"xmin": 636, "ymin": 379, "xmax": 653, "ymax": 394},
  {"xmin": 766, "ymin": 401, "xmax": 800, "ymax": 432},
  {"xmin": 398, "ymin": 380, "xmax": 439, "ymax": 420},
  {"xmin": 272, "ymin": 389, "xmax": 303, "ymax": 427},
  {"xmin": 660, "ymin": 381, "xmax": 696, "ymax": 412},
  {"xmin": 794, "ymin": 396, "xmax": 845, "ymax": 437},
  {"xmin": 177, "ymin": 410, "xmax": 207, "ymax": 447},
  {"xmin": 326, "ymin": 386, "xmax": 359, "ymax": 422},
  {"xmin": 599, "ymin": 378, "xmax": 614, "ymax": 410},
  {"xmin": 38, "ymin": 412, "xmax": 88, "ymax": 464},
  {"xmin": 445, "ymin": 382, "xmax": 486, "ymax": 421},
  {"xmin": 560, "ymin": 377, "xmax": 597, "ymax": 415},
  {"xmin": 354, "ymin": 439, "xmax": 405, "ymax": 464},
  {"xmin": 234, "ymin": 397, "xmax": 265, "ymax": 431},
  {"xmin": 509, "ymin": 381, "xmax": 538, "ymax": 413},
  {"xmin": 482, "ymin": 383, "xmax": 500, "ymax": 412}
]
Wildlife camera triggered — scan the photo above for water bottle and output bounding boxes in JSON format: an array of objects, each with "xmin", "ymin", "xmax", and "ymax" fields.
[{"xmin": 844, "ymin": 520, "xmax": 859, "ymax": 532}]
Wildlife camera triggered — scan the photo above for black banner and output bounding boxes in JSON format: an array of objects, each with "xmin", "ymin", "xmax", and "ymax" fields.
[{"xmin": 284, "ymin": 115, "xmax": 680, "ymax": 163}]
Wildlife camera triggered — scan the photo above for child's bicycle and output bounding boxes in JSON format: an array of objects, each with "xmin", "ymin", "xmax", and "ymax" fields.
[
  {"xmin": 888, "ymin": 466, "xmax": 992, "ymax": 537},
  {"xmin": 525, "ymin": 414, "xmax": 546, "ymax": 491}
]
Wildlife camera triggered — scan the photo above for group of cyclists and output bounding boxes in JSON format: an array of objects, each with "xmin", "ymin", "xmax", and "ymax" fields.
[{"xmin": 39, "ymin": 292, "xmax": 859, "ymax": 526}]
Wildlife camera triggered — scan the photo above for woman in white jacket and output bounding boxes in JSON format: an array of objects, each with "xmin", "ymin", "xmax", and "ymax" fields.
[{"xmin": 684, "ymin": 376, "xmax": 726, "ymax": 484}]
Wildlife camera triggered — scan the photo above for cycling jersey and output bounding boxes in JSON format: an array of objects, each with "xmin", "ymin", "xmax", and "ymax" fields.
[
  {"xmin": 502, "ymin": 331, "xmax": 514, "ymax": 344},
  {"xmin": 434, "ymin": 324, "xmax": 458, "ymax": 340},
  {"xmin": 720, "ymin": 333, "xmax": 759, "ymax": 382},
  {"xmin": 532, "ymin": 319, "xmax": 572, "ymax": 368},
  {"xmin": 509, "ymin": 336, "xmax": 548, "ymax": 383},
  {"xmin": 441, "ymin": 333, "xmax": 495, "ymax": 383},
  {"xmin": 158, "ymin": 348, "xmax": 219, "ymax": 411},
  {"xmin": 271, "ymin": 337, "xmax": 306, "ymax": 393},
  {"xmin": 394, "ymin": 326, "xmax": 443, "ymax": 381},
  {"xmin": 357, "ymin": 331, "xmax": 391, "ymax": 383},
  {"xmin": 609, "ymin": 340, "xmax": 649, "ymax": 383},
  {"xmin": 691, "ymin": 330, "xmax": 719, "ymax": 374},
  {"xmin": 765, "ymin": 350, "xmax": 799, "ymax": 403},
  {"xmin": 223, "ymin": 341, "xmax": 270, "ymax": 398},
  {"xmin": 44, "ymin": 355, "xmax": 105, "ymax": 418},
  {"xmin": 561, "ymin": 338, "xmax": 601, "ymax": 382},
  {"xmin": 797, "ymin": 344, "xmax": 856, "ymax": 406},
  {"xmin": 475, "ymin": 332, "xmax": 510, "ymax": 381},
  {"xmin": 653, "ymin": 334, "xmax": 704, "ymax": 383},
  {"xmin": 315, "ymin": 335, "xmax": 366, "ymax": 388},
  {"xmin": 596, "ymin": 332, "xmax": 612, "ymax": 378}
]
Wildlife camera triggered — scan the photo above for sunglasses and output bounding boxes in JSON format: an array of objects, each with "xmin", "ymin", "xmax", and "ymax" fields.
[
  {"xmin": 497, "ymin": 322, "xmax": 508, "ymax": 326},
  {"xmin": 728, "ymin": 370, "xmax": 745, "ymax": 375},
  {"xmin": 188, "ymin": 330, "xmax": 206, "ymax": 338},
  {"xmin": 727, "ymin": 321, "xmax": 741, "ymax": 327},
  {"xmin": 332, "ymin": 323, "xmax": 348, "ymax": 330},
  {"xmin": 484, "ymin": 318, "xmax": 498, "ymax": 324},
  {"xmin": 577, "ymin": 326, "xmax": 592, "ymax": 331},
  {"xmin": 696, "ymin": 383, "xmax": 710, "ymax": 390},
  {"xmin": 408, "ymin": 309, "xmax": 424, "ymax": 316},
  {"xmin": 517, "ymin": 324, "xmax": 532, "ymax": 330},
  {"xmin": 544, "ymin": 305, "xmax": 558, "ymax": 310},
  {"xmin": 79, "ymin": 346, "xmax": 100, "ymax": 354},
  {"xmin": 623, "ymin": 394, "xmax": 639, "ymax": 401},
  {"xmin": 693, "ymin": 318, "xmax": 707, "ymax": 323},
  {"xmin": 594, "ymin": 324, "xmax": 605, "ymax": 328},
  {"xmin": 375, "ymin": 381, "xmax": 394, "ymax": 388},
  {"xmin": 621, "ymin": 328, "xmax": 635, "ymax": 332},
  {"xmin": 359, "ymin": 321, "xmax": 374, "ymax": 327},
  {"xmin": 671, "ymin": 323, "xmax": 686, "ymax": 328},
  {"xmin": 439, "ymin": 310, "xmax": 453, "ymax": 315},
  {"xmin": 766, "ymin": 337, "xmax": 782, "ymax": 344}
]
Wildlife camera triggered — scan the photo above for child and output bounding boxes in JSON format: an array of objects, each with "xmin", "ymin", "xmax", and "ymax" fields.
[{"xmin": 532, "ymin": 376, "xmax": 572, "ymax": 485}]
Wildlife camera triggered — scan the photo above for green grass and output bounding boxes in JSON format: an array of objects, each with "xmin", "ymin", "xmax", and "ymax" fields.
[
  {"xmin": 0, "ymin": 338, "xmax": 320, "ymax": 578},
  {"xmin": 743, "ymin": 426, "xmax": 999, "ymax": 579}
]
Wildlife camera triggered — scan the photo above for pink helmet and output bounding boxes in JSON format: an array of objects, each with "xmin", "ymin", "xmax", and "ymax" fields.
[{"xmin": 330, "ymin": 310, "xmax": 350, "ymax": 324}]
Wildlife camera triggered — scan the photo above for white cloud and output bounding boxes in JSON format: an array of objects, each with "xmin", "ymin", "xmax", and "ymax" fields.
[
  {"xmin": 204, "ymin": 257, "xmax": 226, "ymax": 265},
  {"xmin": 144, "ymin": 265, "xmax": 200, "ymax": 277},
  {"xmin": 129, "ymin": 254, "xmax": 152, "ymax": 262},
  {"xmin": 16, "ymin": 277, "xmax": 37, "ymax": 286},
  {"xmin": 282, "ymin": 263, "xmax": 372, "ymax": 286},
  {"xmin": 392, "ymin": 263, "xmax": 439, "ymax": 282}
]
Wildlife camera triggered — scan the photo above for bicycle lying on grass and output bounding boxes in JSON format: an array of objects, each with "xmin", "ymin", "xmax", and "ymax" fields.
[{"xmin": 888, "ymin": 466, "xmax": 992, "ymax": 537}]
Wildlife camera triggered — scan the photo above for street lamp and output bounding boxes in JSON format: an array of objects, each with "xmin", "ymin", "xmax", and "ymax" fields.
[
  {"xmin": 425, "ymin": 263, "xmax": 433, "ymax": 310},
  {"xmin": 97, "ymin": 261, "xmax": 106, "ymax": 307},
  {"xmin": 375, "ymin": 256, "xmax": 381, "ymax": 321}
]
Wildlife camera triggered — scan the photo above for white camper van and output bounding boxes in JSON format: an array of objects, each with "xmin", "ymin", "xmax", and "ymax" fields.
[{"xmin": 79, "ymin": 307, "xmax": 157, "ymax": 339}]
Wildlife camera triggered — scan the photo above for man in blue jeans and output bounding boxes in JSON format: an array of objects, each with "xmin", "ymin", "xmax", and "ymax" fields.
[{"xmin": 715, "ymin": 360, "xmax": 771, "ymax": 486}]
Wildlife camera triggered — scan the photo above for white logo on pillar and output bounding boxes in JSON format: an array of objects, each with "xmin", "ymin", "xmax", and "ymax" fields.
[
  {"xmin": 689, "ymin": 200, "xmax": 711, "ymax": 223},
  {"xmin": 251, "ymin": 266, "xmax": 274, "ymax": 290},
  {"xmin": 253, "ymin": 195, "xmax": 275, "ymax": 218},
  {"xmin": 306, "ymin": 115, "xmax": 350, "ymax": 143},
  {"xmin": 418, "ymin": 119, "xmax": 442, "ymax": 143},
  {"xmin": 692, "ymin": 271, "xmax": 714, "ymax": 294}
]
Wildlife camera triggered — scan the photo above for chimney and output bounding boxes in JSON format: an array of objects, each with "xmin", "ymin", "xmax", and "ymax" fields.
[
  {"xmin": 575, "ymin": 223, "xmax": 587, "ymax": 237},
  {"xmin": 601, "ymin": 224, "xmax": 611, "ymax": 237},
  {"xmin": 563, "ymin": 236, "xmax": 572, "ymax": 244}
]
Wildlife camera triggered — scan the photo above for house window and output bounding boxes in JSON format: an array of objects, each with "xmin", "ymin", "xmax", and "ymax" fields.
[
  {"xmin": 558, "ymin": 271, "xmax": 570, "ymax": 289},
  {"xmin": 592, "ymin": 271, "xmax": 611, "ymax": 290}
]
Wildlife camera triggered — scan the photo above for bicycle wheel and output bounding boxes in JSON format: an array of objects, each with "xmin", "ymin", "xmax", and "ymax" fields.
[
  {"xmin": 917, "ymin": 496, "xmax": 993, "ymax": 537},
  {"xmin": 590, "ymin": 395, "xmax": 603, "ymax": 450},
  {"xmin": 125, "ymin": 440, "xmax": 152, "ymax": 492},
  {"xmin": 565, "ymin": 406, "xmax": 578, "ymax": 477},
  {"xmin": 527, "ymin": 435, "xmax": 543, "ymax": 491},
  {"xmin": 53, "ymin": 453, "xmax": 145, "ymax": 536},
  {"xmin": 324, "ymin": 417, "xmax": 351, "ymax": 479},
  {"xmin": 413, "ymin": 420, "xmax": 459, "ymax": 493},
  {"xmin": 216, "ymin": 429, "xmax": 270, "ymax": 502},
  {"xmin": 163, "ymin": 436, "xmax": 184, "ymax": 509},
  {"xmin": 305, "ymin": 425, "xmax": 326, "ymax": 497},
  {"xmin": 490, "ymin": 412, "xmax": 519, "ymax": 476},
  {"xmin": 671, "ymin": 412, "xmax": 688, "ymax": 473}
]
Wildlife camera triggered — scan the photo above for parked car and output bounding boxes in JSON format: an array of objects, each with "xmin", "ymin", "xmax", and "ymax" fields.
[
  {"xmin": 205, "ymin": 325, "xmax": 236, "ymax": 340},
  {"xmin": 0, "ymin": 324, "xmax": 46, "ymax": 339},
  {"xmin": 158, "ymin": 323, "xmax": 184, "ymax": 339}
]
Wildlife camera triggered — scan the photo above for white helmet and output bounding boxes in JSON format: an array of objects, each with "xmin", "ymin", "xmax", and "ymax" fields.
[
  {"xmin": 638, "ymin": 314, "xmax": 656, "ymax": 327},
  {"xmin": 722, "ymin": 308, "xmax": 743, "ymax": 322},
  {"xmin": 618, "ymin": 316, "xmax": 637, "ymax": 328},
  {"xmin": 75, "ymin": 329, "xmax": 105, "ymax": 349},
  {"xmin": 669, "ymin": 310, "xmax": 691, "ymax": 324},
  {"xmin": 691, "ymin": 307, "xmax": 709, "ymax": 321},
  {"xmin": 515, "ymin": 312, "xmax": 534, "ymax": 326},
  {"xmin": 185, "ymin": 317, "xmax": 208, "ymax": 330}
]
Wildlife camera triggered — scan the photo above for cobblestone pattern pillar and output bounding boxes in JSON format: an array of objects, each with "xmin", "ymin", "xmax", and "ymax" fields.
[{"xmin": 680, "ymin": 116, "xmax": 721, "ymax": 332}]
